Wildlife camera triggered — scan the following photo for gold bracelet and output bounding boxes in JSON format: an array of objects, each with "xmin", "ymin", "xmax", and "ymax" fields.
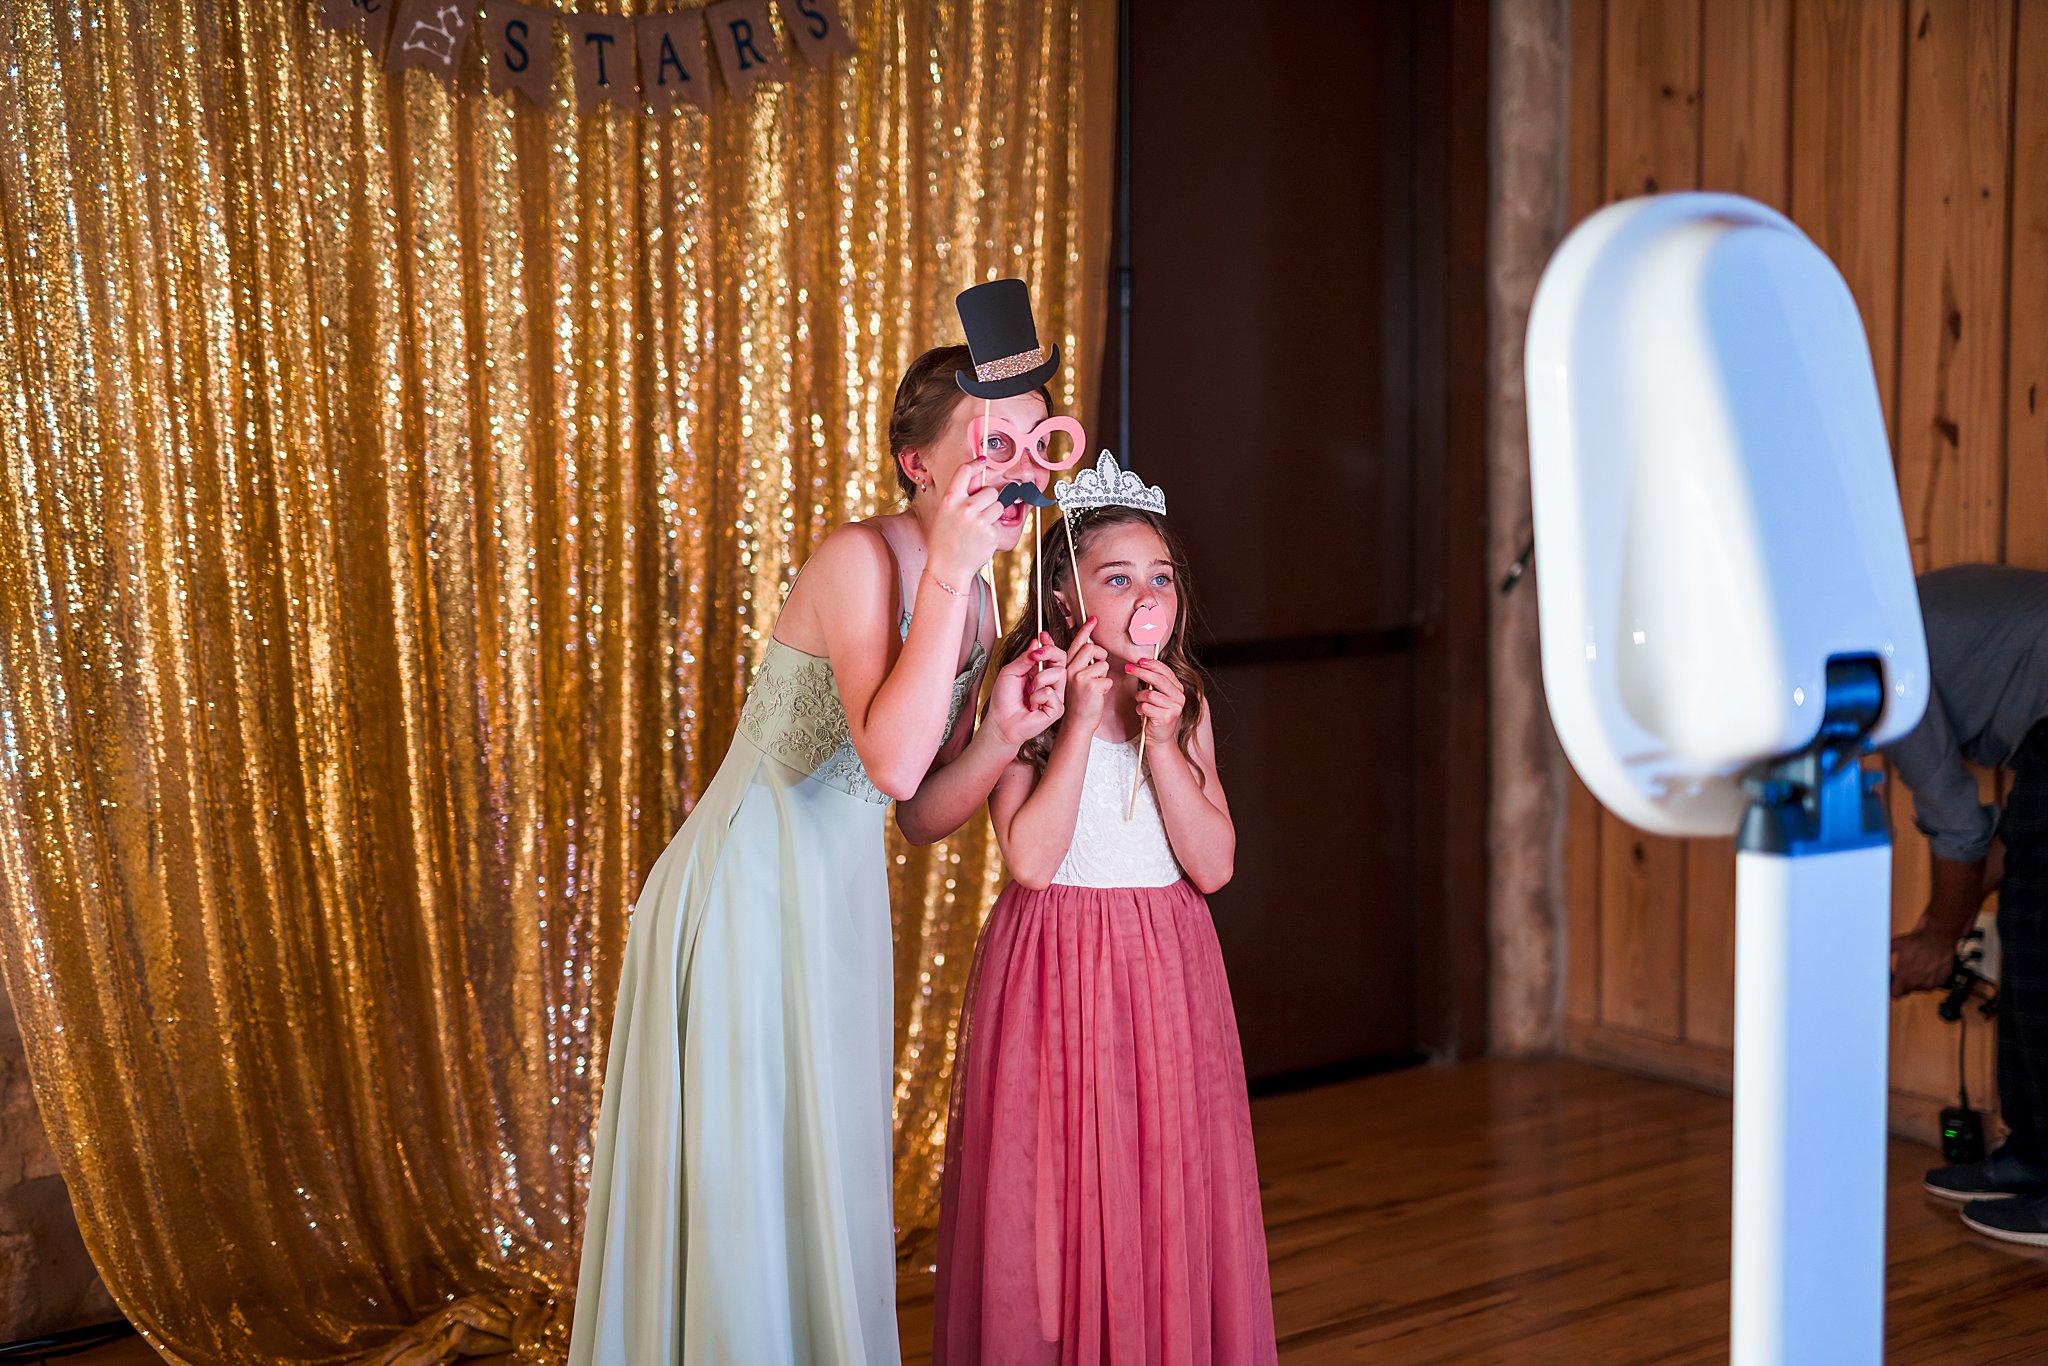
[{"xmin": 924, "ymin": 566, "xmax": 967, "ymax": 598}]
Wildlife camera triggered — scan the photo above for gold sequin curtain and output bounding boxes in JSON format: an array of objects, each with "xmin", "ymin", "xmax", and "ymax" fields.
[{"xmin": 0, "ymin": 0, "xmax": 1112, "ymax": 1359}]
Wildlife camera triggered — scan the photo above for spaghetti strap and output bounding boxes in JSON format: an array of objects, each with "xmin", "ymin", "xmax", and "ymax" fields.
[
  {"xmin": 871, "ymin": 519, "xmax": 917, "ymax": 626},
  {"xmin": 870, "ymin": 516, "xmax": 987, "ymax": 667}
]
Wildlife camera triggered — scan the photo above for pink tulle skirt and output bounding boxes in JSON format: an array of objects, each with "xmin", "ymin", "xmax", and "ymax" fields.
[{"xmin": 932, "ymin": 879, "xmax": 1278, "ymax": 1366}]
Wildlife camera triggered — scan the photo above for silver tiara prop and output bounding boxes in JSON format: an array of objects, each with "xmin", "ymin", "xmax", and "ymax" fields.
[{"xmin": 1052, "ymin": 450, "xmax": 1167, "ymax": 517}]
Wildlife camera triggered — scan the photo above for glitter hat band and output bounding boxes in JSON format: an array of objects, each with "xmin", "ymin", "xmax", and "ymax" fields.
[{"xmin": 973, "ymin": 346, "xmax": 1050, "ymax": 384}]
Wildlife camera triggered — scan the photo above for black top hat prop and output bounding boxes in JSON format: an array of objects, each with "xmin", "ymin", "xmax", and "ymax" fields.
[{"xmin": 954, "ymin": 279, "xmax": 1062, "ymax": 399}]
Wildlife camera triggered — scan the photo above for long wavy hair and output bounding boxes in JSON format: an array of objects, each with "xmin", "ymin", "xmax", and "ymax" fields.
[{"xmin": 999, "ymin": 505, "xmax": 1211, "ymax": 783}]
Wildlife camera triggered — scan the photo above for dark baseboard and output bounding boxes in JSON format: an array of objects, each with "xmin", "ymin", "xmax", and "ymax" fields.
[{"xmin": 1246, "ymin": 1051, "xmax": 1431, "ymax": 1099}]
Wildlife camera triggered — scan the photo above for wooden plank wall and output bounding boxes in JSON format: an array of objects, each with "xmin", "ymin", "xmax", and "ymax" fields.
[{"xmin": 1561, "ymin": 0, "xmax": 2048, "ymax": 1141}]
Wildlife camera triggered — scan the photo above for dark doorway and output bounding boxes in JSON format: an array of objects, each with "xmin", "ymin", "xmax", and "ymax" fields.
[{"xmin": 1105, "ymin": 0, "xmax": 1490, "ymax": 1081}]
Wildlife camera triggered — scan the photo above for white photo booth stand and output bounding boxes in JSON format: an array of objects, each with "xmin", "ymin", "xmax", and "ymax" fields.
[{"xmin": 1526, "ymin": 193, "xmax": 1930, "ymax": 1365}]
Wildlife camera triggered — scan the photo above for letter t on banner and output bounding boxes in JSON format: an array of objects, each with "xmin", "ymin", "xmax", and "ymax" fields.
[
  {"xmin": 706, "ymin": 0, "xmax": 790, "ymax": 99},
  {"xmin": 486, "ymin": 1, "xmax": 556, "ymax": 107},
  {"xmin": 386, "ymin": 0, "xmax": 475, "ymax": 83},
  {"xmin": 565, "ymin": 14, "xmax": 638, "ymax": 113},
  {"xmin": 637, "ymin": 12, "xmax": 712, "ymax": 112},
  {"xmin": 776, "ymin": 0, "xmax": 854, "ymax": 68}
]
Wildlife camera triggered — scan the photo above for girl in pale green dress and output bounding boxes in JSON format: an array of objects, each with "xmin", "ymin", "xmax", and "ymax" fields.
[{"xmin": 570, "ymin": 324, "xmax": 1085, "ymax": 1365}]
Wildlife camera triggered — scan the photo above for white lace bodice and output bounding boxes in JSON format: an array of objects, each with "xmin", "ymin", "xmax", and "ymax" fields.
[{"xmin": 1050, "ymin": 736, "xmax": 1184, "ymax": 889}]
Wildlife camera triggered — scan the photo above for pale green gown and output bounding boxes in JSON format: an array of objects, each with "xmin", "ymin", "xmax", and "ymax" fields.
[{"xmin": 569, "ymin": 525, "xmax": 986, "ymax": 1365}]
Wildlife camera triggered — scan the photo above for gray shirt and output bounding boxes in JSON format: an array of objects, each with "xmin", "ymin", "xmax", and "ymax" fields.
[{"xmin": 1881, "ymin": 564, "xmax": 2048, "ymax": 862}]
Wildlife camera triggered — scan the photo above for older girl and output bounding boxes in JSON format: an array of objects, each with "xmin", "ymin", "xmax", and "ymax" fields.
[{"xmin": 572, "ymin": 323, "xmax": 1075, "ymax": 1366}]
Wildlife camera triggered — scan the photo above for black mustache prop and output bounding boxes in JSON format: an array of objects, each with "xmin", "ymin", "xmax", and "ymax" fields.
[{"xmin": 998, "ymin": 481, "xmax": 1058, "ymax": 508}]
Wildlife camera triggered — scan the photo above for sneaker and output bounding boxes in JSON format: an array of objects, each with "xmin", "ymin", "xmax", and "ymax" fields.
[
  {"xmin": 1963, "ymin": 1193, "xmax": 2048, "ymax": 1247},
  {"xmin": 1923, "ymin": 1146, "xmax": 2048, "ymax": 1203}
]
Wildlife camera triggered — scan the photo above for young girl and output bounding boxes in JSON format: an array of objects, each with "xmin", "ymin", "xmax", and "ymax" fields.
[
  {"xmin": 933, "ymin": 466, "xmax": 1279, "ymax": 1366},
  {"xmin": 572, "ymin": 290, "xmax": 1081, "ymax": 1365}
]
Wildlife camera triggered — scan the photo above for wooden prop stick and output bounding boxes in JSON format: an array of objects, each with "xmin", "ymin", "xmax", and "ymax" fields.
[
  {"xmin": 1060, "ymin": 512, "xmax": 1087, "ymax": 621},
  {"xmin": 1126, "ymin": 604, "xmax": 1166, "ymax": 818},
  {"xmin": 977, "ymin": 398, "xmax": 989, "ymax": 493},
  {"xmin": 1128, "ymin": 643, "xmax": 1159, "ymax": 818}
]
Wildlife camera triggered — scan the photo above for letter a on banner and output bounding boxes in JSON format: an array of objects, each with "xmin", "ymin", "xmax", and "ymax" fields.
[{"xmin": 637, "ymin": 11, "xmax": 712, "ymax": 112}]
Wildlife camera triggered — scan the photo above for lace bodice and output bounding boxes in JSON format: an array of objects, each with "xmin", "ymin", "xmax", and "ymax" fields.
[
  {"xmin": 737, "ymin": 636, "xmax": 983, "ymax": 804},
  {"xmin": 738, "ymin": 520, "xmax": 987, "ymax": 804},
  {"xmin": 1050, "ymin": 736, "xmax": 1184, "ymax": 889}
]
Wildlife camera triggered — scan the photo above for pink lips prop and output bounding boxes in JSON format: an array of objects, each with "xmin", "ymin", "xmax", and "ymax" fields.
[
  {"xmin": 1126, "ymin": 603, "xmax": 1167, "ymax": 816},
  {"xmin": 1129, "ymin": 603, "xmax": 1165, "ymax": 647}
]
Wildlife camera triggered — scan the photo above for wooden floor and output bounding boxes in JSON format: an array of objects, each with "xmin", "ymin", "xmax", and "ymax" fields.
[
  {"xmin": 902, "ymin": 1059, "xmax": 2048, "ymax": 1365},
  {"xmin": 64, "ymin": 1060, "xmax": 2048, "ymax": 1364}
]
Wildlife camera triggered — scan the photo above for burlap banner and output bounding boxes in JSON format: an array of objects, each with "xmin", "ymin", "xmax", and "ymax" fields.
[
  {"xmin": 317, "ymin": 0, "xmax": 852, "ymax": 111},
  {"xmin": 638, "ymin": 10, "xmax": 713, "ymax": 111}
]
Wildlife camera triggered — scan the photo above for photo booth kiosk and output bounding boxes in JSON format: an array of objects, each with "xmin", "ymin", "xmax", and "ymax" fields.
[{"xmin": 1526, "ymin": 192, "xmax": 1929, "ymax": 1364}]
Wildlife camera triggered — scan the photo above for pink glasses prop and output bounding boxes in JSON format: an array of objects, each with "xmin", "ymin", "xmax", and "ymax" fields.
[{"xmin": 967, "ymin": 414, "xmax": 1088, "ymax": 477}]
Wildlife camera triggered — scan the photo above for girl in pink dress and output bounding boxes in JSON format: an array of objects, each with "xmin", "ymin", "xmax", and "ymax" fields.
[{"xmin": 933, "ymin": 456, "xmax": 1278, "ymax": 1366}]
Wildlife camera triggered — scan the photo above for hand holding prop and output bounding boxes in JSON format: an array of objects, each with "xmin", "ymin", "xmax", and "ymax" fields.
[{"xmin": 1126, "ymin": 603, "xmax": 1166, "ymax": 817}]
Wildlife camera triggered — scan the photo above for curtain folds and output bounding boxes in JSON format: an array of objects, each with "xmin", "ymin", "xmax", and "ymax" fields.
[{"xmin": 0, "ymin": 0, "xmax": 1112, "ymax": 1359}]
